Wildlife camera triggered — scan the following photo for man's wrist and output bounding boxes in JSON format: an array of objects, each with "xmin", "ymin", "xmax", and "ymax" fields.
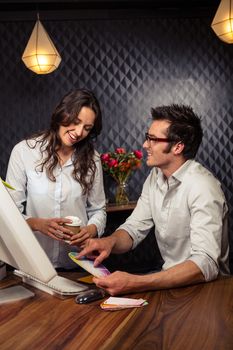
[
  {"xmin": 111, "ymin": 229, "xmax": 133, "ymax": 253},
  {"xmin": 107, "ymin": 234, "xmax": 118, "ymax": 251}
]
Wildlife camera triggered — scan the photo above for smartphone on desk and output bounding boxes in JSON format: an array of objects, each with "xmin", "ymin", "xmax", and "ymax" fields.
[{"xmin": 75, "ymin": 289, "xmax": 106, "ymax": 304}]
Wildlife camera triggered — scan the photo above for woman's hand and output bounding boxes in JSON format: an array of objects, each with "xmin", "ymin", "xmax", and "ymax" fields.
[
  {"xmin": 26, "ymin": 217, "xmax": 73, "ymax": 241},
  {"xmin": 69, "ymin": 224, "xmax": 97, "ymax": 248}
]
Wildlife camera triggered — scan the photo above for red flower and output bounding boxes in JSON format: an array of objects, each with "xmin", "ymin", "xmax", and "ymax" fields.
[
  {"xmin": 101, "ymin": 153, "xmax": 110, "ymax": 162},
  {"xmin": 108, "ymin": 159, "xmax": 118, "ymax": 168},
  {"xmin": 115, "ymin": 148, "xmax": 126, "ymax": 154},
  {"xmin": 134, "ymin": 150, "xmax": 143, "ymax": 159}
]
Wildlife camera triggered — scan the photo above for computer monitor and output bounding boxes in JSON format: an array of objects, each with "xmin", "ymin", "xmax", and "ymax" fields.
[
  {"xmin": 0, "ymin": 179, "xmax": 57, "ymax": 281},
  {"xmin": 0, "ymin": 180, "xmax": 87, "ymax": 297}
]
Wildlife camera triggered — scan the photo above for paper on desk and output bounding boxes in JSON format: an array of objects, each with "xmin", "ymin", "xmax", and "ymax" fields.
[{"xmin": 100, "ymin": 296, "xmax": 148, "ymax": 311}]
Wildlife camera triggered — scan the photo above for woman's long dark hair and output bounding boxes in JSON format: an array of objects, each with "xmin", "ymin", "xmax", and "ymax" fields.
[{"xmin": 27, "ymin": 89, "xmax": 102, "ymax": 194}]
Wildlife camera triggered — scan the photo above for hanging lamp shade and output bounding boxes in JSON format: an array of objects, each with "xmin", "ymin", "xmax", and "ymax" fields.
[
  {"xmin": 211, "ymin": 0, "xmax": 233, "ymax": 44},
  {"xmin": 22, "ymin": 19, "xmax": 61, "ymax": 74}
]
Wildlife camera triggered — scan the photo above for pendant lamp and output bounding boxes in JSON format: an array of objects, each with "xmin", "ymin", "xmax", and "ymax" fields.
[
  {"xmin": 22, "ymin": 17, "xmax": 61, "ymax": 74},
  {"xmin": 211, "ymin": 0, "xmax": 233, "ymax": 44}
]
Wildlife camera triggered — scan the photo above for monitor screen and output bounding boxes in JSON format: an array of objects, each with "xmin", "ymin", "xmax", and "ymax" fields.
[{"xmin": 0, "ymin": 180, "xmax": 56, "ymax": 283}]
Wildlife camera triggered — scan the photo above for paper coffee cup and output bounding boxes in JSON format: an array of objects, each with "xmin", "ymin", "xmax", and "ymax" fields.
[{"xmin": 63, "ymin": 216, "xmax": 82, "ymax": 241}]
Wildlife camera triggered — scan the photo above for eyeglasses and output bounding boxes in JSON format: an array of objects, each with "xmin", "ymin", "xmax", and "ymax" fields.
[{"xmin": 145, "ymin": 132, "xmax": 175, "ymax": 143}]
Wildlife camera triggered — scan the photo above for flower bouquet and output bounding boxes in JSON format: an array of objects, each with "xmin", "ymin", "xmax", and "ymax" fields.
[{"xmin": 100, "ymin": 148, "xmax": 143, "ymax": 204}]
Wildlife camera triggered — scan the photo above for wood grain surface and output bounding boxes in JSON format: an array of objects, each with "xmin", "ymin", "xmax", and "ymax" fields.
[
  {"xmin": 0, "ymin": 273, "xmax": 232, "ymax": 350},
  {"xmin": 106, "ymin": 202, "xmax": 137, "ymax": 213}
]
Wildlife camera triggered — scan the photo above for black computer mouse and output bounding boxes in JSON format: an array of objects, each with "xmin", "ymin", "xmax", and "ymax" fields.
[{"xmin": 75, "ymin": 289, "xmax": 106, "ymax": 304}]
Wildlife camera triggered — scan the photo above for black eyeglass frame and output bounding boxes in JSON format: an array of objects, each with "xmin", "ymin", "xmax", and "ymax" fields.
[{"xmin": 145, "ymin": 132, "xmax": 175, "ymax": 143}]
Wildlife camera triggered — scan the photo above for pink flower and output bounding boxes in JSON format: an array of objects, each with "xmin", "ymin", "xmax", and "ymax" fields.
[
  {"xmin": 134, "ymin": 150, "xmax": 143, "ymax": 159},
  {"xmin": 115, "ymin": 148, "xmax": 126, "ymax": 154}
]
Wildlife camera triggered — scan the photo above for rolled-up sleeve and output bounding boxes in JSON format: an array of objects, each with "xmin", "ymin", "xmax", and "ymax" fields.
[
  {"xmin": 118, "ymin": 174, "xmax": 155, "ymax": 248},
  {"xmin": 187, "ymin": 175, "xmax": 228, "ymax": 281}
]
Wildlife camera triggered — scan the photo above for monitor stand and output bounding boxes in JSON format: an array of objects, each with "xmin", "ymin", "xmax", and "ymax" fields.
[
  {"xmin": 0, "ymin": 285, "xmax": 35, "ymax": 304},
  {"xmin": 14, "ymin": 269, "xmax": 88, "ymax": 298}
]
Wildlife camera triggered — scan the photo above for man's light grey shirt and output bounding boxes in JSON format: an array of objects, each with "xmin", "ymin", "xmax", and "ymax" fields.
[
  {"xmin": 6, "ymin": 139, "xmax": 106, "ymax": 269},
  {"xmin": 119, "ymin": 160, "xmax": 229, "ymax": 281}
]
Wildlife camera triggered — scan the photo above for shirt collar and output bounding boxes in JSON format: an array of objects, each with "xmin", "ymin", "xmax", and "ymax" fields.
[
  {"xmin": 156, "ymin": 159, "xmax": 194, "ymax": 189},
  {"xmin": 62, "ymin": 158, "xmax": 73, "ymax": 167},
  {"xmin": 171, "ymin": 159, "xmax": 193, "ymax": 182}
]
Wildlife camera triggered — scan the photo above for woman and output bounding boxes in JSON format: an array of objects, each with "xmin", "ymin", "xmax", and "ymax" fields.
[{"xmin": 6, "ymin": 89, "xmax": 106, "ymax": 269}]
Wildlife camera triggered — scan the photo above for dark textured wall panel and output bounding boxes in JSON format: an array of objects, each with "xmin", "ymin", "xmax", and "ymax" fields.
[{"xmin": 0, "ymin": 16, "xmax": 233, "ymax": 271}]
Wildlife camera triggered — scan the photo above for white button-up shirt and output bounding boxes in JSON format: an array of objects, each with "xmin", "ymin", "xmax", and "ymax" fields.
[
  {"xmin": 6, "ymin": 139, "xmax": 106, "ymax": 268},
  {"xmin": 119, "ymin": 160, "xmax": 229, "ymax": 281}
]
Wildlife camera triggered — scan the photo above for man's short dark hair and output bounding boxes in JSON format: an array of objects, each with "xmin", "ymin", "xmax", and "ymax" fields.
[{"xmin": 151, "ymin": 104, "xmax": 203, "ymax": 159}]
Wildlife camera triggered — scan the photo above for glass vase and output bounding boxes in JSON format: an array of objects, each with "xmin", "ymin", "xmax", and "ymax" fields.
[{"xmin": 115, "ymin": 181, "xmax": 129, "ymax": 205}]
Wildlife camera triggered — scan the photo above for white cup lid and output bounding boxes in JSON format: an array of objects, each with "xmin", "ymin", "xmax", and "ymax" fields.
[{"xmin": 64, "ymin": 216, "xmax": 82, "ymax": 226}]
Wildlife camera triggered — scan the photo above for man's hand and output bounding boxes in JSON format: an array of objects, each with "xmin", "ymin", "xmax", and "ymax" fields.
[
  {"xmin": 26, "ymin": 217, "xmax": 73, "ymax": 241},
  {"xmin": 93, "ymin": 271, "xmax": 140, "ymax": 296},
  {"xmin": 77, "ymin": 236, "xmax": 116, "ymax": 267}
]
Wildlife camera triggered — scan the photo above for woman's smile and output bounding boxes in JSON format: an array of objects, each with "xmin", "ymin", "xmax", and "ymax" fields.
[{"xmin": 67, "ymin": 131, "xmax": 79, "ymax": 143}]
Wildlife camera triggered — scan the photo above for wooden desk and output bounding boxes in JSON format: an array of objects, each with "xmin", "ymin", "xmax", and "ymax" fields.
[
  {"xmin": 0, "ymin": 274, "xmax": 233, "ymax": 350},
  {"xmin": 106, "ymin": 201, "xmax": 137, "ymax": 213}
]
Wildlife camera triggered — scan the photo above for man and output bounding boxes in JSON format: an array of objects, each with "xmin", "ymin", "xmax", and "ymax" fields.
[{"xmin": 76, "ymin": 104, "xmax": 229, "ymax": 295}]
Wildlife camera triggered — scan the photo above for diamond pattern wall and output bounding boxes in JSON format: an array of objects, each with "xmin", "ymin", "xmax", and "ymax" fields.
[{"xmin": 0, "ymin": 16, "xmax": 233, "ymax": 272}]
